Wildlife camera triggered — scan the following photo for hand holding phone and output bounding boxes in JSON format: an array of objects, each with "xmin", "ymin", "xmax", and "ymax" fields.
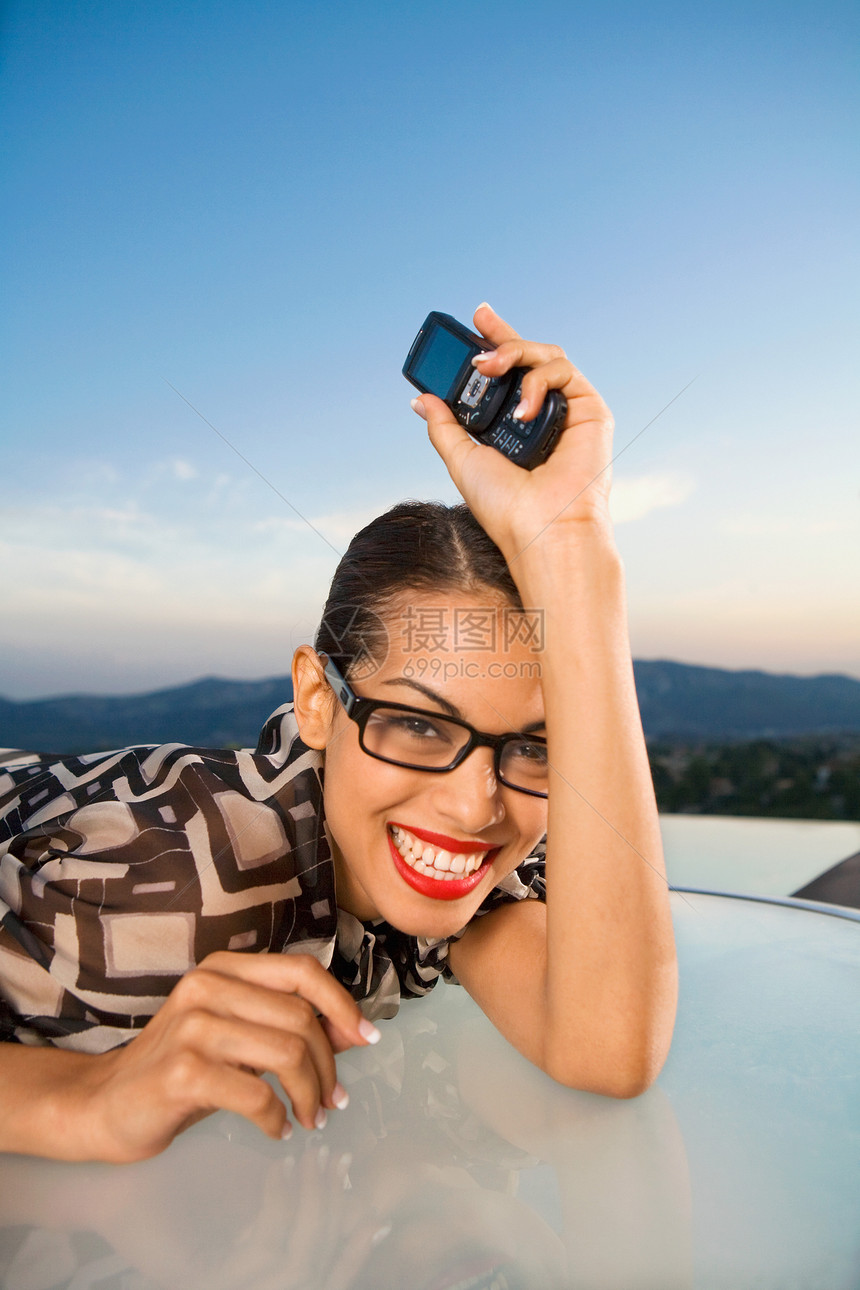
[{"xmin": 403, "ymin": 311, "xmax": 567, "ymax": 469}]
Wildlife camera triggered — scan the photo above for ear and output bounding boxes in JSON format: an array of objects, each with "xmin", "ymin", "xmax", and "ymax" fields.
[{"xmin": 291, "ymin": 645, "xmax": 338, "ymax": 750}]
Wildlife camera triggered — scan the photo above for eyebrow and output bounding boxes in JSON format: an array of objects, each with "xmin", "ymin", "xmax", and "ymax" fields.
[{"xmin": 379, "ymin": 678, "xmax": 547, "ymax": 735}]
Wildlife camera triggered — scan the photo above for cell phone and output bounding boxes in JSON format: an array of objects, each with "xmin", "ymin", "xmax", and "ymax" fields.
[{"xmin": 403, "ymin": 311, "xmax": 567, "ymax": 469}]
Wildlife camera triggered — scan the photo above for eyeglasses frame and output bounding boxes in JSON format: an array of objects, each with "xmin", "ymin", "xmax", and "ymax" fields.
[{"xmin": 322, "ymin": 656, "xmax": 549, "ymax": 799}]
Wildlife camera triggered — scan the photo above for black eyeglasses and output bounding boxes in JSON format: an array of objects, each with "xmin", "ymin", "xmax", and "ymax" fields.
[{"xmin": 323, "ymin": 657, "xmax": 548, "ymax": 798}]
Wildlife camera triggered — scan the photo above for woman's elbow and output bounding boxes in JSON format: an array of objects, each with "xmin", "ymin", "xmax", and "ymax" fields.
[
  {"xmin": 598, "ymin": 1065, "xmax": 660, "ymax": 1100},
  {"xmin": 547, "ymin": 1062, "xmax": 658, "ymax": 1100},
  {"xmin": 545, "ymin": 1035, "xmax": 672, "ymax": 1099},
  {"xmin": 542, "ymin": 979, "xmax": 678, "ymax": 1097}
]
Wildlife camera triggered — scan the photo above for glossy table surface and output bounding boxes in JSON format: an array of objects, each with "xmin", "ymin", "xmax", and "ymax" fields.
[
  {"xmin": 661, "ymin": 812, "xmax": 860, "ymax": 896},
  {"xmin": 2, "ymin": 883, "xmax": 859, "ymax": 1290}
]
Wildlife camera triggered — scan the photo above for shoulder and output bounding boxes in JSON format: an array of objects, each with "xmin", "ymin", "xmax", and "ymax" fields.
[{"xmin": 0, "ymin": 701, "xmax": 313, "ymax": 841}]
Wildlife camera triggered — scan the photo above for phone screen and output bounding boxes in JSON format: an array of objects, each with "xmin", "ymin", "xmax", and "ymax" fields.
[{"xmin": 411, "ymin": 327, "xmax": 474, "ymax": 398}]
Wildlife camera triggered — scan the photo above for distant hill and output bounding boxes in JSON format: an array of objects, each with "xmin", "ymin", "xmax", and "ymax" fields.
[
  {"xmin": 0, "ymin": 676, "xmax": 294, "ymax": 755},
  {"xmin": 1, "ymin": 661, "xmax": 859, "ymax": 756},
  {"xmin": 633, "ymin": 660, "xmax": 860, "ymax": 740}
]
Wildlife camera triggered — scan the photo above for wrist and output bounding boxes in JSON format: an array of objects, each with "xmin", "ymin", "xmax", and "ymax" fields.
[
  {"xmin": 507, "ymin": 520, "xmax": 623, "ymax": 602},
  {"xmin": 65, "ymin": 1044, "xmax": 129, "ymax": 1162}
]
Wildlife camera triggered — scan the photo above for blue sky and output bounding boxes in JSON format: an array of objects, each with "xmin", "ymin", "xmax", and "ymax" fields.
[{"xmin": 1, "ymin": 0, "xmax": 858, "ymax": 698}]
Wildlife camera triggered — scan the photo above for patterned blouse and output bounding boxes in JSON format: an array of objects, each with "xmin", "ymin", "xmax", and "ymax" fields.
[{"xmin": 0, "ymin": 703, "xmax": 546, "ymax": 1051}]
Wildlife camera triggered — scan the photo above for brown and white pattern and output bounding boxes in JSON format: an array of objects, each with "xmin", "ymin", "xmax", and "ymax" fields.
[{"xmin": 0, "ymin": 704, "xmax": 546, "ymax": 1051}]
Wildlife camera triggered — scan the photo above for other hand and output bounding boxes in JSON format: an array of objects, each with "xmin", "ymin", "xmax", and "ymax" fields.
[{"xmin": 74, "ymin": 951, "xmax": 379, "ymax": 1162}]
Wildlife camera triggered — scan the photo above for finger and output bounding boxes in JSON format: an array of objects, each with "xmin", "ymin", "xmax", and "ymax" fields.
[
  {"xmin": 516, "ymin": 359, "xmax": 613, "ymax": 429},
  {"xmin": 176, "ymin": 1010, "xmax": 329, "ymax": 1131},
  {"xmin": 195, "ymin": 951, "xmax": 380, "ymax": 1049},
  {"xmin": 472, "ymin": 301, "xmax": 521, "ymax": 345},
  {"xmin": 414, "ymin": 390, "xmax": 469, "ymax": 450},
  {"xmin": 164, "ymin": 1052, "xmax": 289, "ymax": 1143},
  {"xmin": 218, "ymin": 1154, "xmax": 339, "ymax": 1290},
  {"xmin": 180, "ymin": 1197, "xmax": 283, "ymax": 1290},
  {"xmin": 417, "ymin": 393, "xmax": 517, "ymax": 496},
  {"xmin": 171, "ymin": 973, "xmax": 339, "ymax": 1107},
  {"xmin": 471, "ymin": 336, "xmax": 572, "ymax": 382},
  {"xmin": 322, "ymin": 1218, "xmax": 394, "ymax": 1290},
  {"xmin": 285, "ymin": 1146, "xmax": 347, "ymax": 1277},
  {"xmin": 321, "ymin": 1015, "xmax": 360, "ymax": 1055},
  {"xmin": 174, "ymin": 969, "xmax": 338, "ymax": 1083}
]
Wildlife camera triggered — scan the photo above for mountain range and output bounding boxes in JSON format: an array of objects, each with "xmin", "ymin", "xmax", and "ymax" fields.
[{"xmin": 1, "ymin": 661, "xmax": 859, "ymax": 755}]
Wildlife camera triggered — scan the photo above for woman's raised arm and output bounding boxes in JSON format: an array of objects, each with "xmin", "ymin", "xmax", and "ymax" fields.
[{"xmin": 414, "ymin": 304, "xmax": 678, "ymax": 1096}]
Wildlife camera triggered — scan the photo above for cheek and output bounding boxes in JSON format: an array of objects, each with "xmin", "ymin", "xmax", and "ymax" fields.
[
  {"xmin": 517, "ymin": 802, "xmax": 548, "ymax": 853},
  {"xmin": 323, "ymin": 742, "xmax": 421, "ymax": 820}
]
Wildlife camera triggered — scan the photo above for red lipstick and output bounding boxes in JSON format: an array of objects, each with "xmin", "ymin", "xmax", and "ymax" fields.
[
  {"xmin": 387, "ymin": 828, "xmax": 497, "ymax": 902},
  {"xmin": 388, "ymin": 821, "xmax": 495, "ymax": 855}
]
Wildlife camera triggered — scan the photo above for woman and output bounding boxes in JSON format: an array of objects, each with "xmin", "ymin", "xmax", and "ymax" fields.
[{"xmin": 0, "ymin": 305, "xmax": 677, "ymax": 1162}]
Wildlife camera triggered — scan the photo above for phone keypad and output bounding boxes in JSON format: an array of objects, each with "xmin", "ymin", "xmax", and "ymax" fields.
[
  {"xmin": 488, "ymin": 429, "xmax": 525, "ymax": 458},
  {"xmin": 497, "ymin": 385, "xmax": 537, "ymax": 440}
]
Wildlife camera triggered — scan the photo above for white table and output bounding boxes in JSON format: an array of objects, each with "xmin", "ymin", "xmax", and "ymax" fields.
[{"xmin": 1, "ymin": 883, "xmax": 858, "ymax": 1289}]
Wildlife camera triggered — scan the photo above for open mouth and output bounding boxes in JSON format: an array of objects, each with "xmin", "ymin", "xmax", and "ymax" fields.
[{"xmin": 387, "ymin": 823, "xmax": 498, "ymax": 902}]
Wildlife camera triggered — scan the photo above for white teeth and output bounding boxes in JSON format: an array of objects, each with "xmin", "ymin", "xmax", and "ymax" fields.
[{"xmin": 390, "ymin": 826, "xmax": 488, "ymax": 882}]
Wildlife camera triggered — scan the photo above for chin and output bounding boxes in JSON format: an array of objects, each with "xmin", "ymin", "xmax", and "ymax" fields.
[{"xmin": 377, "ymin": 896, "xmax": 481, "ymax": 941}]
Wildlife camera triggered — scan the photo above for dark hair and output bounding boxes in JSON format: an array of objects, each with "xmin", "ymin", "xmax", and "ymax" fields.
[{"xmin": 315, "ymin": 501, "xmax": 522, "ymax": 677}]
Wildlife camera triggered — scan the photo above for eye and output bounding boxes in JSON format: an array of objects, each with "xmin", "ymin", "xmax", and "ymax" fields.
[
  {"xmin": 366, "ymin": 708, "xmax": 458, "ymax": 744},
  {"xmin": 506, "ymin": 739, "xmax": 548, "ymax": 765},
  {"xmin": 386, "ymin": 713, "xmax": 451, "ymax": 742}
]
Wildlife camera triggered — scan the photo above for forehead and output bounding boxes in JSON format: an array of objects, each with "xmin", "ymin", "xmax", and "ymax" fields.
[
  {"xmin": 378, "ymin": 587, "xmax": 535, "ymax": 651},
  {"xmin": 369, "ymin": 589, "xmax": 546, "ymax": 729}
]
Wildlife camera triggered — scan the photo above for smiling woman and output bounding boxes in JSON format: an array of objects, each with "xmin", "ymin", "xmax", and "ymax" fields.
[{"xmin": 0, "ymin": 305, "xmax": 677, "ymax": 1163}]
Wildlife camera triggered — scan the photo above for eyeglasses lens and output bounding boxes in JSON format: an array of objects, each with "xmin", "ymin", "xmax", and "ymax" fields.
[
  {"xmin": 499, "ymin": 738, "xmax": 549, "ymax": 791},
  {"xmin": 363, "ymin": 709, "xmax": 468, "ymax": 766},
  {"xmin": 362, "ymin": 708, "xmax": 548, "ymax": 793}
]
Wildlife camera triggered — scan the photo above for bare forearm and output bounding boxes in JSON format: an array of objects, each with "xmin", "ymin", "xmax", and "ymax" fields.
[
  {"xmin": 515, "ymin": 527, "xmax": 677, "ymax": 1093},
  {"xmin": 0, "ymin": 1043, "xmax": 103, "ymax": 1161}
]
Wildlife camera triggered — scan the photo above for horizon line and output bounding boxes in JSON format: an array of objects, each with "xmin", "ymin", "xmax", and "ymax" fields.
[{"xmin": 3, "ymin": 655, "xmax": 860, "ymax": 705}]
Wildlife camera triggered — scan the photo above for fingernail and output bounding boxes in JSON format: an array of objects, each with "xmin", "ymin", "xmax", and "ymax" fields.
[
  {"xmin": 472, "ymin": 352, "xmax": 493, "ymax": 364},
  {"xmin": 371, "ymin": 1223, "xmax": 393, "ymax": 1247},
  {"xmin": 332, "ymin": 1082, "xmax": 349, "ymax": 1110},
  {"xmin": 512, "ymin": 401, "xmax": 528, "ymax": 421},
  {"xmin": 476, "ymin": 301, "xmax": 493, "ymax": 312},
  {"xmin": 358, "ymin": 1018, "xmax": 382, "ymax": 1045},
  {"xmin": 410, "ymin": 397, "xmax": 426, "ymax": 418},
  {"xmin": 314, "ymin": 1107, "xmax": 328, "ymax": 1130},
  {"xmin": 280, "ymin": 1122, "xmax": 293, "ymax": 1141}
]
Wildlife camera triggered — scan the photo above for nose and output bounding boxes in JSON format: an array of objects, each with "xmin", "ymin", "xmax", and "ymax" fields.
[{"xmin": 427, "ymin": 745, "xmax": 506, "ymax": 833}]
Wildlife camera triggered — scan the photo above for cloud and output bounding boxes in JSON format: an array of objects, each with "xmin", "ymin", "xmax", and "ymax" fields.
[
  {"xmin": 0, "ymin": 484, "xmax": 338, "ymax": 629},
  {"xmin": 253, "ymin": 505, "xmax": 386, "ymax": 544},
  {"xmin": 171, "ymin": 458, "xmax": 198, "ymax": 481},
  {"xmin": 610, "ymin": 472, "xmax": 696, "ymax": 523},
  {"xmin": 205, "ymin": 473, "xmax": 234, "ymax": 504}
]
